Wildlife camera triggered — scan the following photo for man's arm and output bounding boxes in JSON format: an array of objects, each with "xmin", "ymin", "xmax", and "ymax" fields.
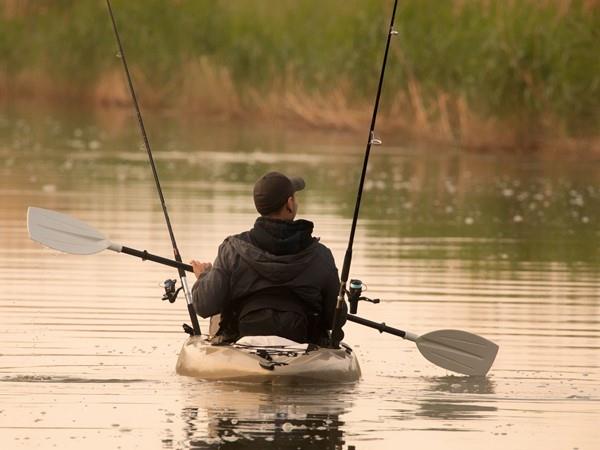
[{"xmin": 191, "ymin": 242, "xmax": 232, "ymax": 318}]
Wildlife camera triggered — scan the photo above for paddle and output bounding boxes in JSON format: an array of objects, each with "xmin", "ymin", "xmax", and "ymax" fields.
[
  {"xmin": 27, "ymin": 207, "xmax": 193, "ymax": 272},
  {"xmin": 346, "ymin": 315, "xmax": 498, "ymax": 376},
  {"xmin": 27, "ymin": 206, "xmax": 499, "ymax": 376}
]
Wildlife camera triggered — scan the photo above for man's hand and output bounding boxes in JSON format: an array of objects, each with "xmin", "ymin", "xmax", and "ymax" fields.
[{"xmin": 190, "ymin": 260, "xmax": 212, "ymax": 280}]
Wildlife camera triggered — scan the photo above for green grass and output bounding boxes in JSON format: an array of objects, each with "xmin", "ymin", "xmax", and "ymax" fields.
[{"xmin": 1, "ymin": 0, "xmax": 598, "ymax": 137}]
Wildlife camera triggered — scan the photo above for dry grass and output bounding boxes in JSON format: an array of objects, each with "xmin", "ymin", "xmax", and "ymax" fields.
[
  {"xmin": 2, "ymin": 57, "xmax": 598, "ymax": 153},
  {"xmin": 93, "ymin": 69, "xmax": 132, "ymax": 107},
  {"xmin": 176, "ymin": 58, "xmax": 243, "ymax": 118}
]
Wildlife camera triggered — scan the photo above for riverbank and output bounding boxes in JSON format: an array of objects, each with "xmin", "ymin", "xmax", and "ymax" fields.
[{"xmin": 1, "ymin": 0, "xmax": 598, "ymax": 151}]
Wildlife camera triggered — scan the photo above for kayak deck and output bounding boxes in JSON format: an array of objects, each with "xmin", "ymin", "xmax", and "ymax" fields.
[{"xmin": 176, "ymin": 335, "xmax": 361, "ymax": 384}]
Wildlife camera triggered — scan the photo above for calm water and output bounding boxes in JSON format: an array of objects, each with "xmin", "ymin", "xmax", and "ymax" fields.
[{"xmin": 1, "ymin": 105, "xmax": 600, "ymax": 449}]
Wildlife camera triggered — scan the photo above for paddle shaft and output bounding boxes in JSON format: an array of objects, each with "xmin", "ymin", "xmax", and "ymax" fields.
[
  {"xmin": 106, "ymin": 0, "xmax": 200, "ymax": 335},
  {"xmin": 347, "ymin": 314, "xmax": 418, "ymax": 341},
  {"xmin": 119, "ymin": 246, "xmax": 193, "ymax": 273},
  {"xmin": 331, "ymin": 0, "xmax": 399, "ymax": 342}
]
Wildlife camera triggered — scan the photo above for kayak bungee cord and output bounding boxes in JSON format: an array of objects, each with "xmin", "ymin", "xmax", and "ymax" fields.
[
  {"xmin": 331, "ymin": 0, "xmax": 399, "ymax": 346},
  {"xmin": 105, "ymin": 0, "xmax": 201, "ymax": 336}
]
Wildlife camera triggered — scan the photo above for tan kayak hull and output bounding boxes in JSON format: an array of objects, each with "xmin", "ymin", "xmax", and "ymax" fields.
[{"xmin": 176, "ymin": 336, "xmax": 361, "ymax": 384}]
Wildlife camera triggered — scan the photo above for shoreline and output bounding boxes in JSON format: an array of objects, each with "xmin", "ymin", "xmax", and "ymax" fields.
[{"xmin": 2, "ymin": 75, "xmax": 598, "ymax": 154}]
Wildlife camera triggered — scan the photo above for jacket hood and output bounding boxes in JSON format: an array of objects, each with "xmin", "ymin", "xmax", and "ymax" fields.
[
  {"xmin": 250, "ymin": 217, "xmax": 315, "ymax": 256},
  {"xmin": 227, "ymin": 236, "xmax": 319, "ymax": 283}
]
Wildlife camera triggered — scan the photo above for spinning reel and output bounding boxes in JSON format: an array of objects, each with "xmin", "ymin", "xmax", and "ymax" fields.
[
  {"xmin": 160, "ymin": 279, "xmax": 195, "ymax": 336},
  {"xmin": 161, "ymin": 278, "xmax": 182, "ymax": 303},
  {"xmin": 347, "ymin": 279, "xmax": 380, "ymax": 314}
]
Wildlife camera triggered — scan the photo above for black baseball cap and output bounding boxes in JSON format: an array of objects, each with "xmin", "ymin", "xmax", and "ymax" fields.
[{"xmin": 253, "ymin": 171, "xmax": 305, "ymax": 215}]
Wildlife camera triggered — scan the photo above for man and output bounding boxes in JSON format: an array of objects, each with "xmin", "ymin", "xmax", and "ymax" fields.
[{"xmin": 190, "ymin": 171, "xmax": 345, "ymax": 345}]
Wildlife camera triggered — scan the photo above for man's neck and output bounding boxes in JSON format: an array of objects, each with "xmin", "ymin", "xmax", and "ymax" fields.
[{"xmin": 264, "ymin": 212, "xmax": 295, "ymax": 221}]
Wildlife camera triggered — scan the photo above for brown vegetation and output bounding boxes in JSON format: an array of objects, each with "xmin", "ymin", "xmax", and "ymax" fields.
[{"xmin": 2, "ymin": 61, "xmax": 598, "ymax": 153}]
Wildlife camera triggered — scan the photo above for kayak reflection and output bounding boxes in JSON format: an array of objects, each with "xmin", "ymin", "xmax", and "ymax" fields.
[{"xmin": 176, "ymin": 382, "xmax": 356, "ymax": 449}]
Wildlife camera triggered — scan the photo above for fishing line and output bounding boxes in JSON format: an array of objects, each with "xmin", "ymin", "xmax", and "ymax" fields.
[
  {"xmin": 105, "ymin": 0, "xmax": 201, "ymax": 335},
  {"xmin": 331, "ymin": 0, "xmax": 399, "ymax": 345}
]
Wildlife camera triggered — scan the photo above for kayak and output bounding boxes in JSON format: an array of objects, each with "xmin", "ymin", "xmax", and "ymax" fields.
[{"xmin": 176, "ymin": 335, "xmax": 361, "ymax": 383}]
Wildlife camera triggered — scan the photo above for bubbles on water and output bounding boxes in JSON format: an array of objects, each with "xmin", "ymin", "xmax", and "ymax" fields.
[
  {"xmin": 67, "ymin": 138, "xmax": 85, "ymax": 149},
  {"xmin": 570, "ymin": 194, "xmax": 584, "ymax": 207},
  {"xmin": 365, "ymin": 178, "xmax": 388, "ymax": 192}
]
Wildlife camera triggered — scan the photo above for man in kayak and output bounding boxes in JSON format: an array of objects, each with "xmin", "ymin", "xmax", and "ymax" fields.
[{"xmin": 190, "ymin": 171, "xmax": 346, "ymax": 346}]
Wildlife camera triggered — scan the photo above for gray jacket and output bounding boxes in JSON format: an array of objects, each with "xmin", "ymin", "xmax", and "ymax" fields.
[{"xmin": 192, "ymin": 231, "xmax": 341, "ymax": 338}]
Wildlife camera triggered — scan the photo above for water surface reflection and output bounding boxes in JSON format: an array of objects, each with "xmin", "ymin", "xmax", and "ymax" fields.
[{"xmin": 175, "ymin": 383, "xmax": 354, "ymax": 449}]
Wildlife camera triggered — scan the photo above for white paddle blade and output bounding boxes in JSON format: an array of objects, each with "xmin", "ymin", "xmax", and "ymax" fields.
[
  {"xmin": 27, "ymin": 207, "xmax": 111, "ymax": 255},
  {"xmin": 416, "ymin": 329, "xmax": 499, "ymax": 376}
]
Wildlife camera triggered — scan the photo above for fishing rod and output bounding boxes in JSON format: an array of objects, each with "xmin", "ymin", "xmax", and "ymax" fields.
[
  {"xmin": 105, "ymin": 0, "xmax": 200, "ymax": 335},
  {"xmin": 331, "ymin": 0, "xmax": 399, "ymax": 346}
]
